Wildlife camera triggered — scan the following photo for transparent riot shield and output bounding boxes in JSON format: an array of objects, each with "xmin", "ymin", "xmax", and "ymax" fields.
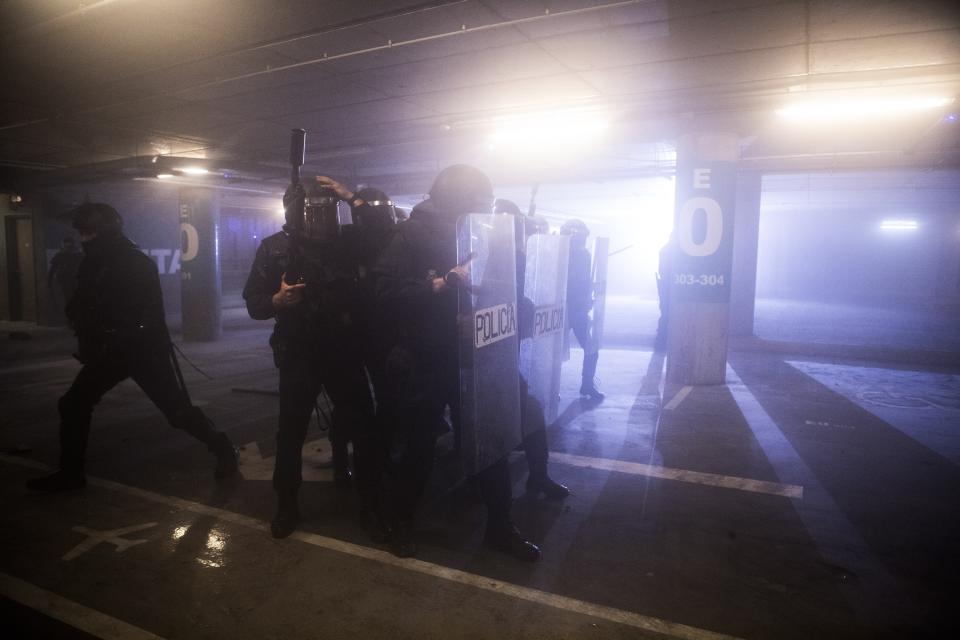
[
  {"xmin": 519, "ymin": 233, "xmax": 570, "ymax": 428},
  {"xmin": 590, "ymin": 237, "xmax": 610, "ymax": 352},
  {"xmin": 457, "ymin": 214, "xmax": 522, "ymax": 476}
]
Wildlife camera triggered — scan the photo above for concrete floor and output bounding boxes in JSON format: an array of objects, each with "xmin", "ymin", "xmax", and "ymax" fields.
[{"xmin": 1, "ymin": 320, "xmax": 958, "ymax": 639}]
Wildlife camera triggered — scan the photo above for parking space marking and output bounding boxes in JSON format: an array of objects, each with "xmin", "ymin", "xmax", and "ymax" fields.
[
  {"xmin": 0, "ymin": 358, "xmax": 79, "ymax": 376},
  {"xmin": 664, "ymin": 385, "xmax": 693, "ymax": 410},
  {"xmin": 550, "ymin": 451, "xmax": 804, "ymax": 498},
  {"xmin": 1, "ymin": 453, "xmax": 742, "ymax": 640},
  {"xmin": 0, "ymin": 571, "xmax": 165, "ymax": 640},
  {"xmin": 63, "ymin": 523, "xmax": 158, "ymax": 561}
]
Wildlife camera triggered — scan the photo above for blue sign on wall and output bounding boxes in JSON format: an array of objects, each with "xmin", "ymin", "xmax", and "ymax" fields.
[{"xmin": 670, "ymin": 161, "xmax": 737, "ymax": 303}]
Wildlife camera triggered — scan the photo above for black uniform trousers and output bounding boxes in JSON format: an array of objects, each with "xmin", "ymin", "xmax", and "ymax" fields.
[
  {"xmin": 58, "ymin": 344, "xmax": 220, "ymax": 474},
  {"xmin": 275, "ymin": 347, "xmax": 376, "ymax": 502},
  {"xmin": 569, "ymin": 311, "xmax": 599, "ymax": 383},
  {"xmin": 520, "ymin": 386, "xmax": 550, "ymax": 481},
  {"xmin": 388, "ymin": 356, "xmax": 514, "ymax": 529}
]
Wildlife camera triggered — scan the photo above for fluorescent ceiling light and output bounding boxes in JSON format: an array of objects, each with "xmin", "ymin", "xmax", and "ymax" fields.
[
  {"xmin": 777, "ymin": 97, "xmax": 953, "ymax": 121},
  {"xmin": 487, "ymin": 110, "xmax": 609, "ymax": 152},
  {"xmin": 880, "ymin": 219, "xmax": 918, "ymax": 231}
]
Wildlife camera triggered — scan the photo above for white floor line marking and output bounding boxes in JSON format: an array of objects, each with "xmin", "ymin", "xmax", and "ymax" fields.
[
  {"xmin": 0, "ymin": 571, "xmax": 165, "ymax": 640},
  {"xmin": 0, "ymin": 357, "xmax": 79, "ymax": 376},
  {"xmin": 550, "ymin": 451, "xmax": 803, "ymax": 499},
  {"xmin": 1, "ymin": 454, "xmax": 741, "ymax": 640},
  {"xmin": 664, "ymin": 385, "xmax": 693, "ymax": 410}
]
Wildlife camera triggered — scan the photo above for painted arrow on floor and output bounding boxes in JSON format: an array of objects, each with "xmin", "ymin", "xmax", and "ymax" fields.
[{"xmin": 238, "ymin": 439, "xmax": 336, "ymax": 482}]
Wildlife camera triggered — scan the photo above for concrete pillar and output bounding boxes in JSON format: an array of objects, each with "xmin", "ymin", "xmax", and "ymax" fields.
[
  {"xmin": 178, "ymin": 188, "xmax": 221, "ymax": 341},
  {"xmin": 665, "ymin": 132, "xmax": 738, "ymax": 385},
  {"xmin": 729, "ymin": 171, "xmax": 762, "ymax": 337}
]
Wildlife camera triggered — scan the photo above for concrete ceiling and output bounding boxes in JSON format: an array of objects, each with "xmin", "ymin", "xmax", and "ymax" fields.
[{"xmin": 1, "ymin": 0, "xmax": 959, "ymax": 194}]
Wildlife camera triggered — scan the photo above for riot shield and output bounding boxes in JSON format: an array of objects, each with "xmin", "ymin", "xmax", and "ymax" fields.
[
  {"xmin": 590, "ymin": 237, "xmax": 610, "ymax": 351},
  {"xmin": 519, "ymin": 233, "xmax": 570, "ymax": 427},
  {"xmin": 457, "ymin": 213, "xmax": 522, "ymax": 476}
]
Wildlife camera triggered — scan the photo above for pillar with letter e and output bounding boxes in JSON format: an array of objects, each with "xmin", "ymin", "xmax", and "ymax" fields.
[
  {"xmin": 178, "ymin": 188, "xmax": 221, "ymax": 342},
  {"xmin": 666, "ymin": 133, "xmax": 738, "ymax": 385}
]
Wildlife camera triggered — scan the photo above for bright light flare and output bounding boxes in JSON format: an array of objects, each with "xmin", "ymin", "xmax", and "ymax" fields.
[
  {"xmin": 177, "ymin": 166, "xmax": 209, "ymax": 175},
  {"xmin": 880, "ymin": 219, "xmax": 918, "ymax": 231},
  {"xmin": 156, "ymin": 173, "xmax": 174, "ymax": 179},
  {"xmin": 777, "ymin": 97, "xmax": 953, "ymax": 122},
  {"xmin": 487, "ymin": 110, "xmax": 609, "ymax": 153}
]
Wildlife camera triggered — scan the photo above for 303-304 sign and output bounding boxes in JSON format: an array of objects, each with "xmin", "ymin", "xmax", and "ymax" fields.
[{"xmin": 670, "ymin": 161, "xmax": 736, "ymax": 303}]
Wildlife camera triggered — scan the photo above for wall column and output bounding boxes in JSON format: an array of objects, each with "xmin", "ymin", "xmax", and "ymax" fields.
[
  {"xmin": 178, "ymin": 188, "xmax": 221, "ymax": 341},
  {"xmin": 730, "ymin": 171, "xmax": 762, "ymax": 337}
]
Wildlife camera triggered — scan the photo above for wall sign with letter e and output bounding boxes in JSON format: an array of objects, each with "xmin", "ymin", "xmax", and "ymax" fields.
[{"xmin": 671, "ymin": 161, "xmax": 736, "ymax": 302}]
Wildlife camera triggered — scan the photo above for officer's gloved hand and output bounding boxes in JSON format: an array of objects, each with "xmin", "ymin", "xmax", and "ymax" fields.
[
  {"xmin": 272, "ymin": 273, "xmax": 306, "ymax": 310},
  {"xmin": 440, "ymin": 253, "xmax": 474, "ymax": 291},
  {"xmin": 315, "ymin": 175, "xmax": 354, "ymax": 202}
]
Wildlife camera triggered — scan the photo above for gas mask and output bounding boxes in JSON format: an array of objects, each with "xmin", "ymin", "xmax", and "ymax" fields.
[
  {"xmin": 301, "ymin": 184, "xmax": 341, "ymax": 242},
  {"xmin": 352, "ymin": 199, "xmax": 396, "ymax": 232}
]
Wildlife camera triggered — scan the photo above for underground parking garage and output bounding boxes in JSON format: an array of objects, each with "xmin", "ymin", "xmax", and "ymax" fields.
[{"xmin": 1, "ymin": 1, "xmax": 959, "ymax": 638}]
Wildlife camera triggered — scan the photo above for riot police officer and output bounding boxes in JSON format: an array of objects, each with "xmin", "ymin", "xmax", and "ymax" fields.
[
  {"xmin": 243, "ymin": 179, "xmax": 377, "ymax": 539},
  {"xmin": 655, "ymin": 234, "xmax": 674, "ymax": 351},
  {"xmin": 561, "ymin": 218, "xmax": 605, "ymax": 401},
  {"xmin": 317, "ymin": 176, "xmax": 399, "ymax": 540},
  {"xmin": 374, "ymin": 165, "xmax": 541, "ymax": 561},
  {"xmin": 48, "ymin": 236, "xmax": 82, "ymax": 315},
  {"xmin": 27, "ymin": 203, "xmax": 238, "ymax": 492},
  {"xmin": 494, "ymin": 198, "xmax": 569, "ymax": 500}
]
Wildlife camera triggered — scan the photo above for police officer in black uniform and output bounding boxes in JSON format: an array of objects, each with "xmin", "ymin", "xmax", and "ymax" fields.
[
  {"xmin": 27, "ymin": 203, "xmax": 238, "ymax": 492},
  {"xmin": 561, "ymin": 219, "xmax": 604, "ymax": 401},
  {"xmin": 48, "ymin": 236, "xmax": 82, "ymax": 314},
  {"xmin": 374, "ymin": 165, "xmax": 541, "ymax": 561},
  {"xmin": 318, "ymin": 175, "xmax": 399, "ymax": 540},
  {"xmin": 243, "ymin": 179, "xmax": 377, "ymax": 539},
  {"xmin": 655, "ymin": 234, "xmax": 674, "ymax": 351},
  {"xmin": 494, "ymin": 198, "xmax": 569, "ymax": 500}
]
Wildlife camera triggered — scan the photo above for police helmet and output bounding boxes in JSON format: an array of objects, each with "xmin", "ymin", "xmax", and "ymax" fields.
[
  {"xmin": 300, "ymin": 181, "xmax": 341, "ymax": 242},
  {"xmin": 560, "ymin": 218, "xmax": 589, "ymax": 237},
  {"xmin": 428, "ymin": 164, "xmax": 493, "ymax": 216},
  {"xmin": 71, "ymin": 203, "xmax": 123, "ymax": 237},
  {"xmin": 493, "ymin": 198, "xmax": 522, "ymax": 216},
  {"xmin": 354, "ymin": 187, "xmax": 397, "ymax": 227}
]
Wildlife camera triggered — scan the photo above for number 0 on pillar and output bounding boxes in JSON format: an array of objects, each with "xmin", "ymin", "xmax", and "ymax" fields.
[{"xmin": 670, "ymin": 162, "xmax": 736, "ymax": 303}]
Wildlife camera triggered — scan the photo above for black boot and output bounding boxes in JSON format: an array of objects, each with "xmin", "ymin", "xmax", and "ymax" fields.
[
  {"xmin": 526, "ymin": 474, "xmax": 570, "ymax": 500},
  {"xmin": 484, "ymin": 523, "xmax": 541, "ymax": 562},
  {"xmin": 211, "ymin": 433, "xmax": 239, "ymax": 479},
  {"xmin": 579, "ymin": 381, "xmax": 605, "ymax": 401},
  {"xmin": 177, "ymin": 407, "xmax": 238, "ymax": 478},
  {"xmin": 271, "ymin": 493, "xmax": 300, "ymax": 539},
  {"xmin": 580, "ymin": 352, "xmax": 605, "ymax": 401},
  {"xmin": 361, "ymin": 508, "xmax": 392, "ymax": 544},
  {"xmin": 390, "ymin": 518, "xmax": 418, "ymax": 558},
  {"xmin": 331, "ymin": 438, "xmax": 352, "ymax": 489},
  {"xmin": 26, "ymin": 470, "xmax": 86, "ymax": 493}
]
